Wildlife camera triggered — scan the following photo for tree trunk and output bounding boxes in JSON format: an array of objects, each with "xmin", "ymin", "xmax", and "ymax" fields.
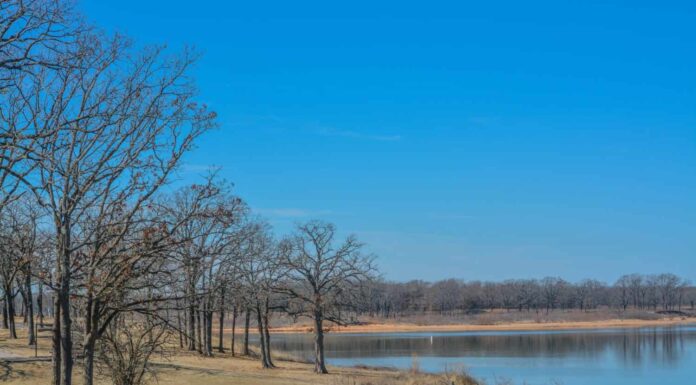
[
  {"xmin": 243, "ymin": 310, "xmax": 250, "ymax": 356},
  {"xmin": 217, "ymin": 290, "xmax": 225, "ymax": 353},
  {"xmin": 2, "ymin": 299, "xmax": 8, "ymax": 329},
  {"xmin": 37, "ymin": 281, "xmax": 44, "ymax": 327},
  {"xmin": 82, "ymin": 337, "xmax": 96, "ymax": 385},
  {"xmin": 188, "ymin": 302, "xmax": 196, "ymax": 350},
  {"xmin": 25, "ymin": 265, "xmax": 35, "ymax": 345},
  {"xmin": 313, "ymin": 310, "xmax": 327, "ymax": 374},
  {"xmin": 52, "ymin": 295, "xmax": 61, "ymax": 385},
  {"xmin": 262, "ymin": 298, "xmax": 274, "ymax": 367},
  {"xmin": 58, "ymin": 219, "xmax": 74, "ymax": 385},
  {"xmin": 255, "ymin": 303, "xmax": 271, "ymax": 368},
  {"xmin": 230, "ymin": 306, "xmax": 237, "ymax": 356},
  {"xmin": 205, "ymin": 306, "xmax": 213, "ymax": 356},
  {"xmin": 4, "ymin": 288, "xmax": 17, "ymax": 338},
  {"xmin": 177, "ymin": 308, "xmax": 184, "ymax": 348},
  {"xmin": 196, "ymin": 308, "xmax": 203, "ymax": 354}
]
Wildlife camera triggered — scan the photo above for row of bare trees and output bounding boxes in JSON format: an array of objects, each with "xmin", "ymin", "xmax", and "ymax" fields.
[
  {"xmin": 1, "ymin": 2, "xmax": 376, "ymax": 385},
  {"xmin": 360, "ymin": 274, "xmax": 694, "ymax": 317}
]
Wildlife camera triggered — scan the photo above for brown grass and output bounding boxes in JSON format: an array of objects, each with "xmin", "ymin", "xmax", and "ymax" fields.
[
  {"xmin": 0, "ymin": 360, "xmax": 483, "ymax": 385},
  {"xmin": 269, "ymin": 309, "xmax": 696, "ymax": 334},
  {"xmin": 0, "ymin": 328, "xmax": 481, "ymax": 385}
]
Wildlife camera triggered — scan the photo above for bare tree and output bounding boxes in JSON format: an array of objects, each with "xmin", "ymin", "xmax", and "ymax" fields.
[
  {"xmin": 159, "ymin": 177, "xmax": 245, "ymax": 356},
  {"xmin": 237, "ymin": 221, "xmax": 286, "ymax": 368},
  {"xmin": 615, "ymin": 275, "xmax": 631, "ymax": 311},
  {"xmin": 97, "ymin": 314, "xmax": 170, "ymax": 385},
  {"xmin": 0, "ymin": 198, "xmax": 41, "ymax": 340},
  {"xmin": 280, "ymin": 220, "xmax": 376, "ymax": 374},
  {"xmin": 5, "ymin": 31, "xmax": 215, "ymax": 384}
]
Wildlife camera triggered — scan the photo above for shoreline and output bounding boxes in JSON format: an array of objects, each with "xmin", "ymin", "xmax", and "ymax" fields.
[{"xmin": 267, "ymin": 317, "xmax": 696, "ymax": 334}]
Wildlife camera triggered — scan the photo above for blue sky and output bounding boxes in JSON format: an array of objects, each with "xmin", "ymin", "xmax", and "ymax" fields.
[{"xmin": 83, "ymin": 1, "xmax": 696, "ymax": 283}]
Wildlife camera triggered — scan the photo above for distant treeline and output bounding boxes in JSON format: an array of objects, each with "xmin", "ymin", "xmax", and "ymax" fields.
[{"xmin": 360, "ymin": 273, "xmax": 695, "ymax": 317}]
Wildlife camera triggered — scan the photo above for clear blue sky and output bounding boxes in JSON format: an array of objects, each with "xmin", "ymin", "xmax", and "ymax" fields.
[{"xmin": 83, "ymin": 1, "xmax": 696, "ymax": 283}]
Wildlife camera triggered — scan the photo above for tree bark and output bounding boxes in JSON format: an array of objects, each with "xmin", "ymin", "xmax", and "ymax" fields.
[
  {"xmin": 37, "ymin": 280, "xmax": 44, "ymax": 327},
  {"xmin": 255, "ymin": 303, "xmax": 271, "ymax": 368},
  {"xmin": 2, "ymin": 299, "xmax": 7, "ymax": 329},
  {"xmin": 217, "ymin": 290, "xmax": 225, "ymax": 353},
  {"xmin": 243, "ymin": 310, "xmax": 250, "ymax": 356},
  {"xmin": 205, "ymin": 305, "xmax": 213, "ymax": 356},
  {"xmin": 59, "ymin": 219, "xmax": 74, "ymax": 385},
  {"xmin": 313, "ymin": 310, "xmax": 328, "ymax": 374},
  {"xmin": 3, "ymin": 287, "xmax": 17, "ymax": 338},
  {"xmin": 24, "ymin": 264, "xmax": 35, "ymax": 345},
  {"xmin": 187, "ymin": 302, "xmax": 196, "ymax": 350},
  {"xmin": 262, "ymin": 298, "xmax": 274, "ymax": 367},
  {"xmin": 52, "ymin": 295, "xmax": 61, "ymax": 385},
  {"xmin": 177, "ymin": 308, "xmax": 184, "ymax": 349},
  {"xmin": 82, "ymin": 337, "xmax": 96, "ymax": 385},
  {"xmin": 196, "ymin": 307, "xmax": 203, "ymax": 354},
  {"xmin": 230, "ymin": 305, "xmax": 237, "ymax": 356}
]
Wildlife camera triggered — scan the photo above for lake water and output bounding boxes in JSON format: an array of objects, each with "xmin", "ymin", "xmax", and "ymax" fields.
[{"xmin": 265, "ymin": 325, "xmax": 696, "ymax": 385}]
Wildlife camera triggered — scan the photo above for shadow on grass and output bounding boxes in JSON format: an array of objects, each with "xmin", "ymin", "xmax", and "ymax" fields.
[{"xmin": 0, "ymin": 361, "xmax": 27, "ymax": 381}]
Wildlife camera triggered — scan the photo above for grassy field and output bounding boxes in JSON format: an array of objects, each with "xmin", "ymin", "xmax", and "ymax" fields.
[
  {"xmin": 0, "ymin": 328, "xmax": 479, "ymax": 385},
  {"xmin": 1, "ymin": 358, "xmax": 480, "ymax": 385}
]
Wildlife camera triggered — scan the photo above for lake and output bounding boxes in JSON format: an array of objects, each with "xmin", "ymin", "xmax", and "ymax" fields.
[{"xmin": 263, "ymin": 325, "xmax": 696, "ymax": 385}]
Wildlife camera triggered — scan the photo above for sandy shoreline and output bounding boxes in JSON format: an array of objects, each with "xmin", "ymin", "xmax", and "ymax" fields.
[{"xmin": 265, "ymin": 317, "xmax": 696, "ymax": 334}]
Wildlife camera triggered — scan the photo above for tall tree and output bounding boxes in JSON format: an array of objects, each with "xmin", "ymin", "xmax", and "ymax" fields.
[
  {"xmin": 280, "ymin": 220, "xmax": 375, "ymax": 374},
  {"xmin": 5, "ymin": 33, "xmax": 214, "ymax": 384}
]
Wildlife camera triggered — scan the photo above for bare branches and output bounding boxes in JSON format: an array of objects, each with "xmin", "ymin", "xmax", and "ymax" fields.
[
  {"xmin": 0, "ymin": 0, "xmax": 84, "ymax": 87},
  {"xmin": 279, "ymin": 220, "xmax": 376, "ymax": 373}
]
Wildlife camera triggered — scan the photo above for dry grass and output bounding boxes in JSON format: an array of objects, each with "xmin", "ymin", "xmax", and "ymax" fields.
[
  {"xmin": 0, "ymin": 327, "xmax": 483, "ymax": 385},
  {"xmin": 0, "ymin": 359, "xmax": 483, "ymax": 385},
  {"xmin": 271, "ymin": 308, "xmax": 696, "ymax": 334}
]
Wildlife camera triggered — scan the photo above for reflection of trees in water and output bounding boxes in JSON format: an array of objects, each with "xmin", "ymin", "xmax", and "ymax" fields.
[{"xmin": 270, "ymin": 327, "xmax": 694, "ymax": 367}]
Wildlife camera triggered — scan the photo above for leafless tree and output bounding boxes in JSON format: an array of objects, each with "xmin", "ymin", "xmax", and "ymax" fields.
[
  {"xmin": 236, "ymin": 221, "xmax": 287, "ymax": 368},
  {"xmin": 0, "ymin": 197, "xmax": 42, "ymax": 341},
  {"xmin": 4, "ymin": 30, "xmax": 215, "ymax": 384},
  {"xmin": 159, "ymin": 177, "xmax": 245, "ymax": 357},
  {"xmin": 97, "ymin": 314, "xmax": 171, "ymax": 385},
  {"xmin": 615, "ymin": 275, "xmax": 631, "ymax": 311},
  {"xmin": 280, "ymin": 220, "xmax": 376, "ymax": 374}
]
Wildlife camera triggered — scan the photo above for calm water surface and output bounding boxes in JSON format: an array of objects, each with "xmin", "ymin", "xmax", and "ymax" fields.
[{"xmin": 265, "ymin": 325, "xmax": 696, "ymax": 384}]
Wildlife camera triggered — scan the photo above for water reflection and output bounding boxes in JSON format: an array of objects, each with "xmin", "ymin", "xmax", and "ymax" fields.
[{"xmin": 265, "ymin": 326, "xmax": 696, "ymax": 370}]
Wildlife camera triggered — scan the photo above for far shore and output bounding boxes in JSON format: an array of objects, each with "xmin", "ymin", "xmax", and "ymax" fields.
[{"xmin": 262, "ymin": 317, "xmax": 696, "ymax": 334}]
